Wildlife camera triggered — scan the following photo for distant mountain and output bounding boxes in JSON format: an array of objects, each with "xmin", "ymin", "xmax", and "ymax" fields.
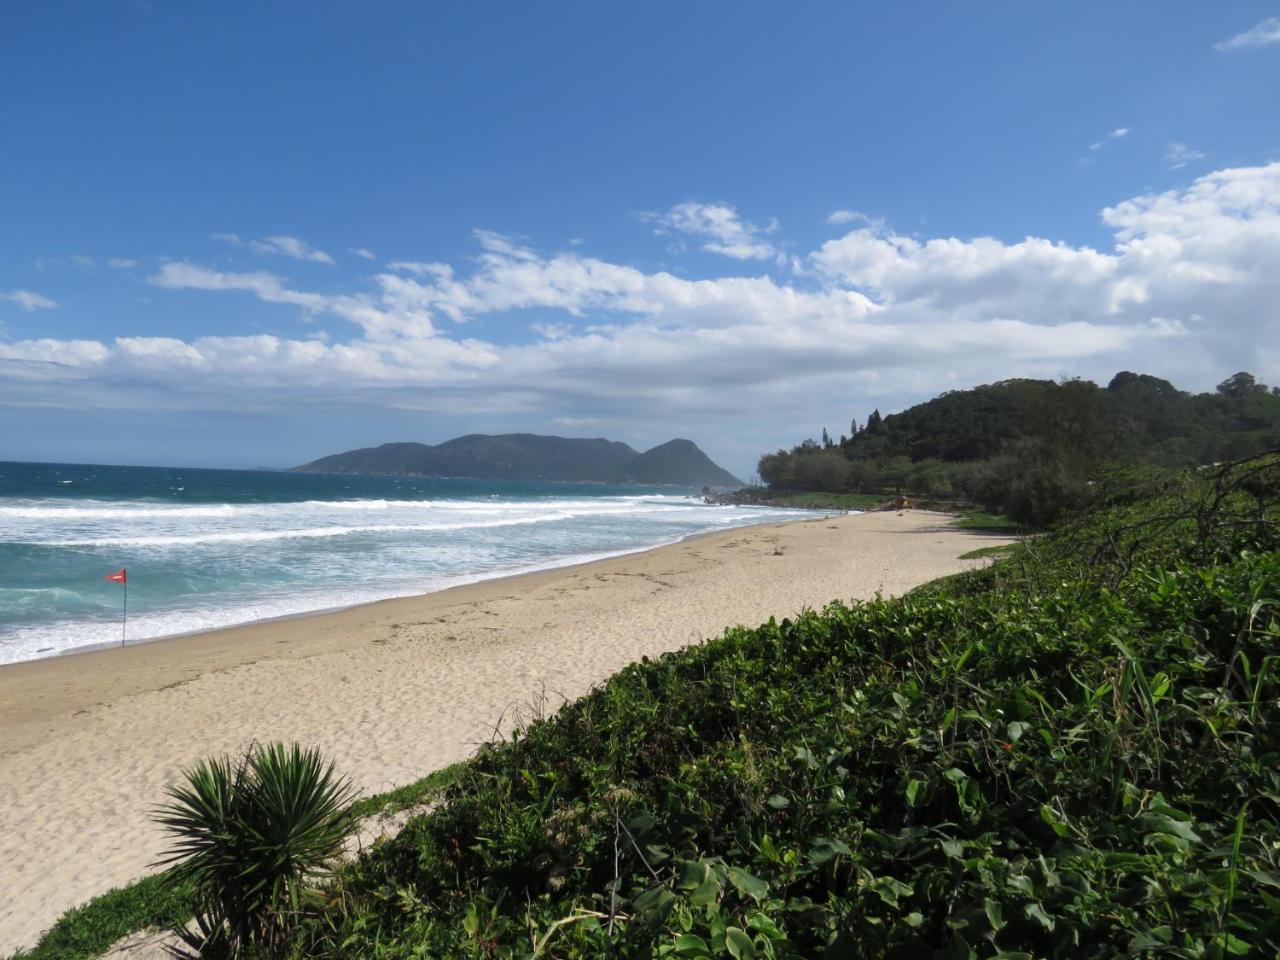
[
  {"xmin": 292, "ymin": 433, "xmax": 742, "ymax": 487},
  {"xmin": 612, "ymin": 439, "xmax": 740, "ymax": 487}
]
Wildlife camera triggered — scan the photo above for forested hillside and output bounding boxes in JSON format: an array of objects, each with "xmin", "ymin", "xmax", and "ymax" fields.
[{"xmin": 757, "ymin": 371, "xmax": 1280, "ymax": 524}]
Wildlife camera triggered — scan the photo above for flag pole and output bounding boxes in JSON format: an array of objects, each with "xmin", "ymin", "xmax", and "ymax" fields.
[{"xmin": 121, "ymin": 573, "xmax": 127, "ymax": 647}]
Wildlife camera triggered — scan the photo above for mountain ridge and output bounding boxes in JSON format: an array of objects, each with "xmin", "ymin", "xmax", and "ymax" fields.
[{"xmin": 291, "ymin": 433, "xmax": 742, "ymax": 487}]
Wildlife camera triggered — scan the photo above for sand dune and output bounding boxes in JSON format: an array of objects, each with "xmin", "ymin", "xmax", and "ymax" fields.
[{"xmin": 0, "ymin": 510, "xmax": 1012, "ymax": 952}]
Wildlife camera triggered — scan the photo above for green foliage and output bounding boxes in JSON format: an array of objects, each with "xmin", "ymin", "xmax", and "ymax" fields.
[
  {"xmin": 949, "ymin": 510, "xmax": 1024, "ymax": 532},
  {"xmin": 272, "ymin": 456, "xmax": 1280, "ymax": 958},
  {"xmin": 757, "ymin": 371, "xmax": 1280, "ymax": 526},
  {"xmin": 12, "ymin": 766, "xmax": 465, "ymax": 960},
  {"xmin": 345, "ymin": 763, "xmax": 465, "ymax": 821},
  {"xmin": 956, "ymin": 543, "xmax": 1020, "ymax": 560},
  {"xmin": 7, "ymin": 872, "xmax": 198, "ymax": 960},
  {"xmin": 155, "ymin": 742, "xmax": 357, "ymax": 957}
]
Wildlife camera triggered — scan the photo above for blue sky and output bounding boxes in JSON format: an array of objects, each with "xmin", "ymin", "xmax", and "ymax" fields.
[{"xmin": 2, "ymin": 2, "xmax": 1279, "ymax": 477}]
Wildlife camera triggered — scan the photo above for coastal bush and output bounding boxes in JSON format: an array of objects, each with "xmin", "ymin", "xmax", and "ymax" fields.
[
  {"xmin": 155, "ymin": 742, "xmax": 355, "ymax": 958},
  {"xmin": 271, "ymin": 454, "xmax": 1280, "ymax": 957}
]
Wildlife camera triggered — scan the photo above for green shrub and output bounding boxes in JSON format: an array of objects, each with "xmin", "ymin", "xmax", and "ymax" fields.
[{"xmin": 155, "ymin": 742, "xmax": 355, "ymax": 957}]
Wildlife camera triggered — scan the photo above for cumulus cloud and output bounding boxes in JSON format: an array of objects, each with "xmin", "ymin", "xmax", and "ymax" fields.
[
  {"xmin": 1165, "ymin": 142, "xmax": 1206, "ymax": 169},
  {"xmin": 1214, "ymin": 17, "xmax": 1280, "ymax": 51},
  {"xmin": 350, "ymin": 247, "xmax": 376, "ymax": 260},
  {"xmin": 4, "ymin": 164, "xmax": 1279, "ymax": 463},
  {"xmin": 648, "ymin": 202, "xmax": 778, "ymax": 260},
  {"xmin": 106, "ymin": 257, "xmax": 138, "ymax": 269}
]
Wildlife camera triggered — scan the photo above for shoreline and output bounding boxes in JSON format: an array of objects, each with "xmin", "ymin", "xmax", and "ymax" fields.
[
  {"xmin": 16, "ymin": 517, "xmax": 810, "ymax": 667},
  {"xmin": 0, "ymin": 510, "xmax": 1012, "ymax": 952}
]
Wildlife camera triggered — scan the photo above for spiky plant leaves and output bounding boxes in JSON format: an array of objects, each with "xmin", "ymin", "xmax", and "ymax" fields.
[{"xmin": 155, "ymin": 742, "xmax": 355, "ymax": 957}]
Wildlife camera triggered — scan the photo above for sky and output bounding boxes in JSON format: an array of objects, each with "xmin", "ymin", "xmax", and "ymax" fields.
[{"xmin": 1, "ymin": 2, "xmax": 1279, "ymax": 478}]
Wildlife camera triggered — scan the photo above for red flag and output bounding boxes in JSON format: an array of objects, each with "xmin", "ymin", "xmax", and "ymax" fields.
[{"xmin": 105, "ymin": 569, "xmax": 127, "ymax": 584}]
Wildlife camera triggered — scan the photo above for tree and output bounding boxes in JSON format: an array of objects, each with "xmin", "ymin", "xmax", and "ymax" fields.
[
  {"xmin": 794, "ymin": 450, "xmax": 852, "ymax": 492},
  {"xmin": 758, "ymin": 450, "xmax": 796, "ymax": 488},
  {"xmin": 909, "ymin": 460, "xmax": 953, "ymax": 498},
  {"xmin": 1217, "ymin": 371, "xmax": 1269, "ymax": 399}
]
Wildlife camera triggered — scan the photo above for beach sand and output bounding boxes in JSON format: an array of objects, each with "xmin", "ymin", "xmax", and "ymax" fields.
[{"xmin": 0, "ymin": 510, "xmax": 1012, "ymax": 952}]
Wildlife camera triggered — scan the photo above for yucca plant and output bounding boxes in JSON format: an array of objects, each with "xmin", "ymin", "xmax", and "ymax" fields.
[{"xmin": 155, "ymin": 742, "xmax": 356, "ymax": 957}]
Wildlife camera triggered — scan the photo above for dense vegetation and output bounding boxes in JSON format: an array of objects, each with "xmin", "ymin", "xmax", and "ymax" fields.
[
  {"xmin": 757, "ymin": 371, "xmax": 1280, "ymax": 525},
  {"xmin": 15, "ymin": 457, "xmax": 1278, "ymax": 959},
  {"xmin": 292, "ymin": 434, "xmax": 742, "ymax": 488},
  {"xmin": 249, "ymin": 455, "xmax": 1276, "ymax": 957}
]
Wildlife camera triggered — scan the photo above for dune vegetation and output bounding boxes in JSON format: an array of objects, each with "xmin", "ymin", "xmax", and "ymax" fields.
[
  {"xmin": 274, "ymin": 456, "xmax": 1278, "ymax": 958},
  {"xmin": 15, "ymin": 455, "xmax": 1279, "ymax": 959}
]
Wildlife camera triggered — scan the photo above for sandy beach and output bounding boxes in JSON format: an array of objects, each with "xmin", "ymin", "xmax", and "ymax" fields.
[{"xmin": 0, "ymin": 510, "xmax": 1012, "ymax": 952}]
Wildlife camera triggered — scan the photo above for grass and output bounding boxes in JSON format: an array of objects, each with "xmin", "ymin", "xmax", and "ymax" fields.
[
  {"xmin": 9, "ymin": 764, "xmax": 464, "ymax": 960},
  {"xmin": 956, "ymin": 542, "xmax": 1020, "ymax": 560},
  {"xmin": 949, "ymin": 508, "xmax": 1025, "ymax": 532}
]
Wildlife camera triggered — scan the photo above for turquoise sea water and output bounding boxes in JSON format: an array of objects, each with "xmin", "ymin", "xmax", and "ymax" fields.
[{"xmin": 0, "ymin": 461, "xmax": 805, "ymax": 665}]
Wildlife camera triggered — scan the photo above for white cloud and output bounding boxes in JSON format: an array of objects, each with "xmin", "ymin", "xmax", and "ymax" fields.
[
  {"xmin": 811, "ymin": 162, "xmax": 1280, "ymax": 356},
  {"xmin": 150, "ymin": 262, "xmax": 327, "ymax": 311},
  {"xmin": 649, "ymin": 202, "xmax": 778, "ymax": 260},
  {"xmin": 1, "ymin": 290, "xmax": 58, "ymax": 311},
  {"xmin": 249, "ymin": 235, "xmax": 335, "ymax": 264},
  {"xmin": 826, "ymin": 210, "xmax": 879, "ymax": 226},
  {"xmin": 65, "ymin": 255, "xmax": 138, "ymax": 270},
  {"xmin": 350, "ymin": 247, "xmax": 376, "ymax": 260},
  {"xmin": 6, "ymin": 165, "xmax": 1280, "ymax": 465},
  {"xmin": 1164, "ymin": 142, "xmax": 1206, "ymax": 169},
  {"xmin": 532, "ymin": 321, "xmax": 573, "ymax": 340},
  {"xmin": 211, "ymin": 232, "xmax": 334, "ymax": 264},
  {"xmin": 387, "ymin": 260, "xmax": 452, "ymax": 278},
  {"xmin": 1088, "ymin": 127, "xmax": 1130, "ymax": 153},
  {"xmin": 1214, "ymin": 17, "xmax": 1280, "ymax": 51}
]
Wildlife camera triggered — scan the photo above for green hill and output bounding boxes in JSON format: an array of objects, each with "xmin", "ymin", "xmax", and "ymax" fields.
[
  {"xmin": 757, "ymin": 370, "xmax": 1280, "ymax": 525},
  {"xmin": 612, "ymin": 439, "xmax": 740, "ymax": 487},
  {"xmin": 292, "ymin": 433, "xmax": 743, "ymax": 487}
]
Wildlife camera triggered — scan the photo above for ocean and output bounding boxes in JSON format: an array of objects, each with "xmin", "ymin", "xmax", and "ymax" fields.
[{"xmin": 0, "ymin": 461, "xmax": 803, "ymax": 665}]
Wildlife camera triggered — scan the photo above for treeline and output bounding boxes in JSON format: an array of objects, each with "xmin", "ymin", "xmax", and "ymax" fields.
[{"xmin": 758, "ymin": 371, "xmax": 1280, "ymax": 525}]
